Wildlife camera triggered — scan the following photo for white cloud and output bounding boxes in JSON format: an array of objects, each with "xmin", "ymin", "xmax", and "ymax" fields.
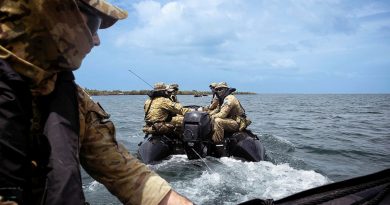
[
  {"xmin": 270, "ymin": 59, "xmax": 297, "ymax": 69},
  {"xmin": 117, "ymin": 0, "xmax": 245, "ymax": 50},
  {"xmin": 97, "ymin": 0, "xmax": 390, "ymax": 93},
  {"xmin": 118, "ymin": 1, "xmax": 386, "ymax": 52}
]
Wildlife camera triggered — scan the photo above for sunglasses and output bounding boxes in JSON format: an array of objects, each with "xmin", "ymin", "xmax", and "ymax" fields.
[
  {"xmin": 78, "ymin": 1, "xmax": 102, "ymax": 35},
  {"xmin": 215, "ymin": 88, "xmax": 224, "ymax": 92}
]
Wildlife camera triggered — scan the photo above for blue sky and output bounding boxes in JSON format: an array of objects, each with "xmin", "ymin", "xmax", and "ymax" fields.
[{"xmin": 75, "ymin": 0, "xmax": 390, "ymax": 93}]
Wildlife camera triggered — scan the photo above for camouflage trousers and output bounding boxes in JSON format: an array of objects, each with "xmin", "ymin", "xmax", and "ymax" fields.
[
  {"xmin": 211, "ymin": 118, "xmax": 239, "ymax": 143},
  {"xmin": 143, "ymin": 115, "xmax": 184, "ymax": 136}
]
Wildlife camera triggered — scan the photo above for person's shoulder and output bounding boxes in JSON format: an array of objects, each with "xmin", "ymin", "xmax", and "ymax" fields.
[
  {"xmin": 226, "ymin": 94, "xmax": 240, "ymax": 105},
  {"xmin": 154, "ymin": 97, "xmax": 171, "ymax": 104},
  {"xmin": 226, "ymin": 95, "xmax": 236, "ymax": 100}
]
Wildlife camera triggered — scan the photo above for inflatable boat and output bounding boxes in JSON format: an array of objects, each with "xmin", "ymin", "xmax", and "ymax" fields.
[
  {"xmin": 137, "ymin": 111, "xmax": 265, "ymax": 164},
  {"xmin": 239, "ymin": 168, "xmax": 390, "ymax": 205}
]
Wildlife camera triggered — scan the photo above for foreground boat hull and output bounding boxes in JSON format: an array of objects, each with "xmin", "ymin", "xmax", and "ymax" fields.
[{"xmin": 239, "ymin": 168, "xmax": 390, "ymax": 205}]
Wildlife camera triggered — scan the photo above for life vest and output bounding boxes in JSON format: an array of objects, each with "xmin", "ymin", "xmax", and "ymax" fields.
[
  {"xmin": 0, "ymin": 59, "xmax": 31, "ymax": 204},
  {"xmin": 0, "ymin": 59, "xmax": 85, "ymax": 204}
]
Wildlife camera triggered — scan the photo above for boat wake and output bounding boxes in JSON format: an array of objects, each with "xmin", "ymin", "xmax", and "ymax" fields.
[{"xmin": 150, "ymin": 155, "xmax": 331, "ymax": 205}]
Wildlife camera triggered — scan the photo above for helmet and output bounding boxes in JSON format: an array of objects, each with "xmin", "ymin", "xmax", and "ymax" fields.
[
  {"xmin": 215, "ymin": 82, "xmax": 229, "ymax": 90},
  {"xmin": 154, "ymin": 82, "xmax": 167, "ymax": 91}
]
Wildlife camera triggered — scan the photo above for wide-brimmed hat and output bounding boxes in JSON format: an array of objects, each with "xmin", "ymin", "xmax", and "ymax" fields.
[
  {"xmin": 167, "ymin": 83, "xmax": 179, "ymax": 92},
  {"xmin": 209, "ymin": 82, "xmax": 218, "ymax": 88},
  {"xmin": 80, "ymin": 0, "xmax": 128, "ymax": 29},
  {"xmin": 154, "ymin": 82, "xmax": 167, "ymax": 91},
  {"xmin": 215, "ymin": 82, "xmax": 228, "ymax": 89}
]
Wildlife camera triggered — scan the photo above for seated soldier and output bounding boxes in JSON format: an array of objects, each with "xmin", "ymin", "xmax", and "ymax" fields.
[
  {"xmin": 210, "ymin": 82, "xmax": 251, "ymax": 156},
  {"xmin": 143, "ymin": 83, "xmax": 191, "ymax": 136},
  {"xmin": 167, "ymin": 83, "xmax": 179, "ymax": 102},
  {"xmin": 203, "ymin": 82, "xmax": 219, "ymax": 112}
]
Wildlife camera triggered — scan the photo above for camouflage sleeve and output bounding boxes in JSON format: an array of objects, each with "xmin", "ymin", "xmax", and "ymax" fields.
[
  {"xmin": 77, "ymin": 86, "xmax": 171, "ymax": 205},
  {"xmin": 208, "ymin": 97, "xmax": 219, "ymax": 111},
  {"xmin": 208, "ymin": 105, "xmax": 220, "ymax": 115},
  {"xmin": 144, "ymin": 99, "xmax": 150, "ymax": 111},
  {"xmin": 164, "ymin": 99, "xmax": 190, "ymax": 115},
  {"xmin": 212, "ymin": 97, "xmax": 233, "ymax": 119}
]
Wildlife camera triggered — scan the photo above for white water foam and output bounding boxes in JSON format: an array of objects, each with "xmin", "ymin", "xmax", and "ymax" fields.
[
  {"xmin": 149, "ymin": 155, "xmax": 189, "ymax": 169},
  {"xmin": 84, "ymin": 155, "xmax": 330, "ymax": 204},
  {"xmin": 272, "ymin": 134, "xmax": 295, "ymax": 147},
  {"xmin": 167, "ymin": 157, "xmax": 330, "ymax": 204},
  {"xmin": 87, "ymin": 180, "xmax": 103, "ymax": 192}
]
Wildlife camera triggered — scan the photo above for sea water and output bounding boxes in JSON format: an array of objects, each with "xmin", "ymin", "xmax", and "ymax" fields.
[{"xmin": 82, "ymin": 94, "xmax": 390, "ymax": 205}]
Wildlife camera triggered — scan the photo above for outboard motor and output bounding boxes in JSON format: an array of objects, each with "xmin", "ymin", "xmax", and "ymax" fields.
[{"xmin": 182, "ymin": 111, "xmax": 212, "ymax": 159}]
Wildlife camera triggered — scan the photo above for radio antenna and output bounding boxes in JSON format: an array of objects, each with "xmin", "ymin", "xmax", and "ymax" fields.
[{"xmin": 128, "ymin": 69, "xmax": 153, "ymax": 89}]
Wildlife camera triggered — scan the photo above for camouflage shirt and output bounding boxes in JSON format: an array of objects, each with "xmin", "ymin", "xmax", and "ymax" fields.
[
  {"xmin": 211, "ymin": 94, "xmax": 244, "ymax": 120},
  {"xmin": 78, "ymin": 87, "xmax": 171, "ymax": 205},
  {"xmin": 144, "ymin": 97, "xmax": 190, "ymax": 123}
]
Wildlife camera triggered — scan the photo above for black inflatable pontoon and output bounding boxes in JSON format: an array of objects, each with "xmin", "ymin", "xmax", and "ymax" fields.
[
  {"xmin": 239, "ymin": 168, "xmax": 390, "ymax": 205},
  {"xmin": 137, "ymin": 111, "xmax": 265, "ymax": 164}
]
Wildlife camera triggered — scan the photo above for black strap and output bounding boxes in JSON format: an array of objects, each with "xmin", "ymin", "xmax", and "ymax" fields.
[
  {"xmin": 144, "ymin": 98, "xmax": 154, "ymax": 121},
  {"xmin": 211, "ymin": 93, "xmax": 216, "ymax": 104},
  {"xmin": 238, "ymin": 100, "xmax": 247, "ymax": 118}
]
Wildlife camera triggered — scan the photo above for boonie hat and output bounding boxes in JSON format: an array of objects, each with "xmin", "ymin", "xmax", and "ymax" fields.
[
  {"xmin": 154, "ymin": 82, "xmax": 167, "ymax": 91},
  {"xmin": 215, "ymin": 82, "xmax": 228, "ymax": 89},
  {"xmin": 209, "ymin": 82, "xmax": 218, "ymax": 88},
  {"xmin": 80, "ymin": 0, "xmax": 128, "ymax": 28},
  {"xmin": 167, "ymin": 83, "xmax": 179, "ymax": 92}
]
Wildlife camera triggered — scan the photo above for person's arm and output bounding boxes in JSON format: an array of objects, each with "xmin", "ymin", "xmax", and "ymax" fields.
[
  {"xmin": 208, "ymin": 97, "xmax": 219, "ymax": 111},
  {"xmin": 77, "ymin": 87, "xmax": 191, "ymax": 205},
  {"xmin": 0, "ymin": 200, "xmax": 17, "ymax": 205},
  {"xmin": 208, "ymin": 105, "xmax": 220, "ymax": 115},
  {"xmin": 212, "ymin": 97, "xmax": 233, "ymax": 119},
  {"xmin": 165, "ymin": 99, "xmax": 191, "ymax": 115},
  {"xmin": 159, "ymin": 190, "xmax": 193, "ymax": 205}
]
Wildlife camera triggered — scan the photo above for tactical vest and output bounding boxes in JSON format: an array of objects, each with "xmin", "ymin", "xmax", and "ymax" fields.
[{"xmin": 0, "ymin": 59, "xmax": 85, "ymax": 205}]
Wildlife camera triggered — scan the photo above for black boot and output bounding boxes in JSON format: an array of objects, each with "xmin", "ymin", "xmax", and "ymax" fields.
[{"xmin": 215, "ymin": 143, "xmax": 227, "ymax": 157}]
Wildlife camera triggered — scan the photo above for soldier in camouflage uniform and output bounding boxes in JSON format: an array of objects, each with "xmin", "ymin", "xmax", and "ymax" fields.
[
  {"xmin": 204, "ymin": 82, "xmax": 219, "ymax": 112},
  {"xmin": 167, "ymin": 83, "xmax": 179, "ymax": 103},
  {"xmin": 143, "ymin": 83, "xmax": 191, "ymax": 137},
  {"xmin": 210, "ymin": 82, "xmax": 251, "ymax": 155},
  {"xmin": 0, "ymin": 0, "xmax": 192, "ymax": 204}
]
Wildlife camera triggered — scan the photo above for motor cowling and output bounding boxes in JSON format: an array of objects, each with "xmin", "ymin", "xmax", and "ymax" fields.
[{"xmin": 182, "ymin": 111, "xmax": 212, "ymax": 159}]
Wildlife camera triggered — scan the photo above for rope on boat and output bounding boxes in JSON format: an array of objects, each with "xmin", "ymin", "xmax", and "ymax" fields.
[{"xmin": 191, "ymin": 148, "xmax": 214, "ymax": 173}]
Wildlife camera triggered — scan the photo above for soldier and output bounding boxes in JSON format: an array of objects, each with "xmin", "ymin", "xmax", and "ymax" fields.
[
  {"xmin": 167, "ymin": 83, "xmax": 179, "ymax": 102},
  {"xmin": 210, "ymin": 82, "xmax": 251, "ymax": 156},
  {"xmin": 0, "ymin": 0, "xmax": 192, "ymax": 205},
  {"xmin": 143, "ymin": 83, "xmax": 191, "ymax": 137},
  {"xmin": 204, "ymin": 82, "xmax": 219, "ymax": 112}
]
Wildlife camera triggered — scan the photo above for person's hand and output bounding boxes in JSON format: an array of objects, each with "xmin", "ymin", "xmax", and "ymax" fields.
[
  {"xmin": 0, "ymin": 196, "xmax": 18, "ymax": 205},
  {"xmin": 159, "ymin": 190, "xmax": 193, "ymax": 205},
  {"xmin": 0, "ymin": 201, "xmax": 17, "ymax": 205}
]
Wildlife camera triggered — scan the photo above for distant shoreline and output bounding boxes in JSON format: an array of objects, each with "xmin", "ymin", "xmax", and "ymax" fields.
[{"xmin": 84, "ymin": 88, "xmax": 256, "ymax": 96}]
